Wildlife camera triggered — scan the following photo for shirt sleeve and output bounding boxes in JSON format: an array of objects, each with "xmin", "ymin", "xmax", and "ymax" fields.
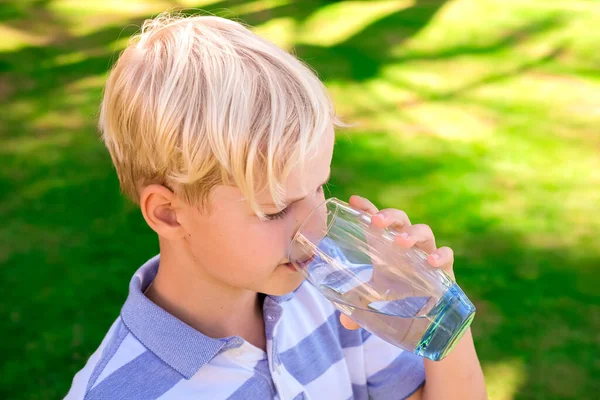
[{"xmin": 362, "ymin": 330, "xmax": 426, "ymax": 399}]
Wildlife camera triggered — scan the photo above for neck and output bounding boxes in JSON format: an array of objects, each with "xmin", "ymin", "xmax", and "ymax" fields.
[{"xmin": 145, "ymin": 242, "xmax": 266, "ymax": 351}]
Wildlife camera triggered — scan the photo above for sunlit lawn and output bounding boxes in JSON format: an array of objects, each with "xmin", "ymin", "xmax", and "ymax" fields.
[{"xmin": 1, "ymin": 1, "xmax": 599, "ymax": 399}]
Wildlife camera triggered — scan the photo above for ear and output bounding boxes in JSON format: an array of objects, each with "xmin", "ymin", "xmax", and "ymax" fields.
[{"xmin": 140, "ymin": 184, "xmax": 186, "ymax": 240}]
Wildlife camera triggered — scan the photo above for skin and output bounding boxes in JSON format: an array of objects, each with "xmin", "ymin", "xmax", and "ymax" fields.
[{"xmin": 139, "ymin": 126, "xmax": 487, "ymax": 399}]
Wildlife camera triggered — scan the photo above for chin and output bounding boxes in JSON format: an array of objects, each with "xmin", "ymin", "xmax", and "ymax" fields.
[{"xmin": 264, "ymin": 268, "xmax": 306, "ymax": 296}]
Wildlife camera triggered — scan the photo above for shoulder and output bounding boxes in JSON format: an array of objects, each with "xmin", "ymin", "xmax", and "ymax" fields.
[{"xmin": 64, "ymin": 318, "xmax": 182, "ymax": 400}]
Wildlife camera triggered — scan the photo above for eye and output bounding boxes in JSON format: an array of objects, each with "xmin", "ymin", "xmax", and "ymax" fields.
[{"xmin": 264, "ymin": 207, "xmax": 289, "ymax": 221}]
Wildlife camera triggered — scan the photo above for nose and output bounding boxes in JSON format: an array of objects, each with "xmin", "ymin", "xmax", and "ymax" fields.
[
  {"xmin": 291, "ymin": 193, "xmax": 328, "ymax": 245},
  {"xmin": 287, "ymin": 194, "xmax": 329, "ymax": 264}
]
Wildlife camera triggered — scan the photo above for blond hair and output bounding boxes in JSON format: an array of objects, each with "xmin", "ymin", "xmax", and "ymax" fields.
[{"xmin": 99, "ymin": 12, "xmax": 340, "ymax": 217}]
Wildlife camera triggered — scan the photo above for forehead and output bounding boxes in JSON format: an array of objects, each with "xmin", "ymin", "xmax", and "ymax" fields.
[{"xmin": 257, "ymin": 128, "xmax": 335, "ymax": 205}]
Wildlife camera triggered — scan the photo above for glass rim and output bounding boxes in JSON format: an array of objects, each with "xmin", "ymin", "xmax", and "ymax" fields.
[{"xmin": 287, "ymin": 197, "xmax": 341, "ymax": 261}]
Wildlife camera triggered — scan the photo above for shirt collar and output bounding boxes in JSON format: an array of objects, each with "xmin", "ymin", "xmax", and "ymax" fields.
[{"xmin": 120, "ymin": 255, "xmax": 294, "ymax": 379}]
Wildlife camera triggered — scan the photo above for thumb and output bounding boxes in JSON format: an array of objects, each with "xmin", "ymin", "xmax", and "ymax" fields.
[{"xmin": 339, "ymin": 313, "xmax": 361, "ymax": 330}]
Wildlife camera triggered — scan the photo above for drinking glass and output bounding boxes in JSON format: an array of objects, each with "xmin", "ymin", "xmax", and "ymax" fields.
[{"xmin": 288, "ymin": 198, "xmax": 476, "ymax": 361}]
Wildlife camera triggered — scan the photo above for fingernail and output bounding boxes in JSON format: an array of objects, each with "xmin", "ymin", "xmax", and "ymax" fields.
[
  {"xmin": 375, "ymin": 212, "xmax": 384, "ymax": 220},
  {"xmin": 399, "ymin": 232, "xmax": 409, "ymax": 239},
  {"xmin": 432, "ymin": 253, "xmax": 440, "ymax": 260}
]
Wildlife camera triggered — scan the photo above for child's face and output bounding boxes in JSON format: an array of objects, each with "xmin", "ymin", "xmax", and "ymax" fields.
[{"xmin": 175, "ymin": 128, "xmax": 334, "ymax": 295}]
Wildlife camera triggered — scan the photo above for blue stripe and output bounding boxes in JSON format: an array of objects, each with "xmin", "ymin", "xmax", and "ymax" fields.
[
  {"xmin": 322, "ymin": 264, "xmax": 373, "ymax": 290},
  {"xmin": 86, "ymin": 319, "xmax": 129, "ymax": 393},
  {"xmin": 336, "ymin": 311, "xmax": 364, "ymax": 348},
  {"xmin": 361, "ymin": 329, "xmax": 372, "ymax": 342},
  {"xmin": 367, "ymin": 296, "xmax": 430, "ymax": 318},
  {"xmin": 366, "ymin": 351, "xmax": 426, "ymax": 399},
  {"xmin": 263, "ymin": 298, "xmax": 282, "ymax": 341},
  {"xmin": 402, "ymin": 380, "xmax": 426, "ymax": 400},
  {"xmin": 253, "ymin": 359, "xmax": 274, "ymax": 392},
  {"xmin": 85, "ymin": 351, "xmax": 182, "ymax": 400},
  {"xmin": 226, "ymin": 359, "xmax": 275, "ymax": 399},
  {"xmin": 279, "ymin": 312, "xmax": 362, "ymax": 385}
]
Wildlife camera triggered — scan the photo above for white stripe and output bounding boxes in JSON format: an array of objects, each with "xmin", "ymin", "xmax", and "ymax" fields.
[
  {"xmin": 277, "ymin": 283, "xmax": 336, "ymax": 353},
  {"xmin": 221, "ymin": 341, "xmax": 266, "ymax": 367},
  {"xmin": 342, "ymin": 345, "xmax": 366, "ymax": 385},
  {"xmin": 363, "ymin": 334, "xmax": 405, "ymax": 377},
  {"xmin": 272, "ymin": 364, "xmax": 305, "ymax": 400},
  {"xmin": 304, "ymin": 358, "xmax": 353, "ymax": 399},
  {"xmin": 158, "ymin": 352, "xmax": 253, "ymax": 399},
  {"xmin": 91, "ymin": 333, "xmax": 147, "ymax": 389}
]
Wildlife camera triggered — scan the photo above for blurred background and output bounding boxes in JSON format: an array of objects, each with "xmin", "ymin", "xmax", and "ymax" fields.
[{"xmin": 1, "ymin": 0, "xmax": 599, "ymax": 399}]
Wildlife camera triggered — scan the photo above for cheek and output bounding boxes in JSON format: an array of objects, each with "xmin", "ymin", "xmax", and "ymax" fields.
[
  {"xmin": 248, "ymin": 221, "xmax": 292, "ymax": 260},
  {"xmin": 236, "ymin": 216, "xmax": 304, "ymax": 268},
  {"xmin": 197, "ymin": 216, "xmax": 291, "ymax": 266}
]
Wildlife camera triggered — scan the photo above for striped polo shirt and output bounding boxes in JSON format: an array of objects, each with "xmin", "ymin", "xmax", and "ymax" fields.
[{"xmin": 65, "ymin": 255, "xmax": 425, "ymax": 399}]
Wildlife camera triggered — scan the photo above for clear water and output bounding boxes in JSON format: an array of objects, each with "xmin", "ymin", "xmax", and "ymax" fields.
[{"xmin": 320, "ymin": 282, "xmax": 476, "ymax": 361}]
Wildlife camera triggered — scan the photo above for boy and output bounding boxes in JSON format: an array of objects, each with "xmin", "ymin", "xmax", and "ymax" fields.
[{"xmin": 66, "ymin": 13, "xmax": 486, "ymax": 399}]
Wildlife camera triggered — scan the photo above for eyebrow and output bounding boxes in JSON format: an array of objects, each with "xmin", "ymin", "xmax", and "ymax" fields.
[{"xmin": 261, "ymin": 171, "xmax": 331, "ymax": 209}]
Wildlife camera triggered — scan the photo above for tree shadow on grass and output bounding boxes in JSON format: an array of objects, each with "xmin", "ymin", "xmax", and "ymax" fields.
[
  {"xmin": 0, "ymin": 0, "xmax": 449, "ymax": 109},
  {"xmin": 293, "ymin": 0, "xmax": 449, "ymax": 82},
  {"xmin": 295, "ymin": 11, "xmax": 566, "ymax": 87}
]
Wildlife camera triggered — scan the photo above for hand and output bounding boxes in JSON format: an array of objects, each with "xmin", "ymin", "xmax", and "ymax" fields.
[{"xmin": 339, "ymin": 195, "xmax": 456, "ymax": 331}]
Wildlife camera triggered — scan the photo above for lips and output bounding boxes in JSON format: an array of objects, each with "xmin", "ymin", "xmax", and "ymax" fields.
[
  {"xmin": 282, "ymin": 253, "xmax": 316, "ymax": 271},
  {"xmin": 295, "ymin": 253, "xmax": 316, "ymax": 269}
]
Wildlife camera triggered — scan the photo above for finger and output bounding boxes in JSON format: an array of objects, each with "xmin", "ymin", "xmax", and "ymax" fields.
[
  {"xmin": 372, "ymin": 208, "xmax": 411, "ymax": 230},
  {"xmin": 394, "ymin": 224, "xmax": 436, "ymax": 253},
  {"xmin": 349, "ymin": 195, "xmax": 379, "ymax": 215},
  {"xmin": 428, "ymin": 246, "xmax": 455, "ymax": 271},
  {"xmin": 339, "ymin": 313, "xmax": 361, "ymax": 330}
]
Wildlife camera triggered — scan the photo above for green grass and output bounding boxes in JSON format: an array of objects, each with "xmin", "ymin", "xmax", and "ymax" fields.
[{"xmin": 1, "ymin": 1, "xmax": 599, "ymax": 399}]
